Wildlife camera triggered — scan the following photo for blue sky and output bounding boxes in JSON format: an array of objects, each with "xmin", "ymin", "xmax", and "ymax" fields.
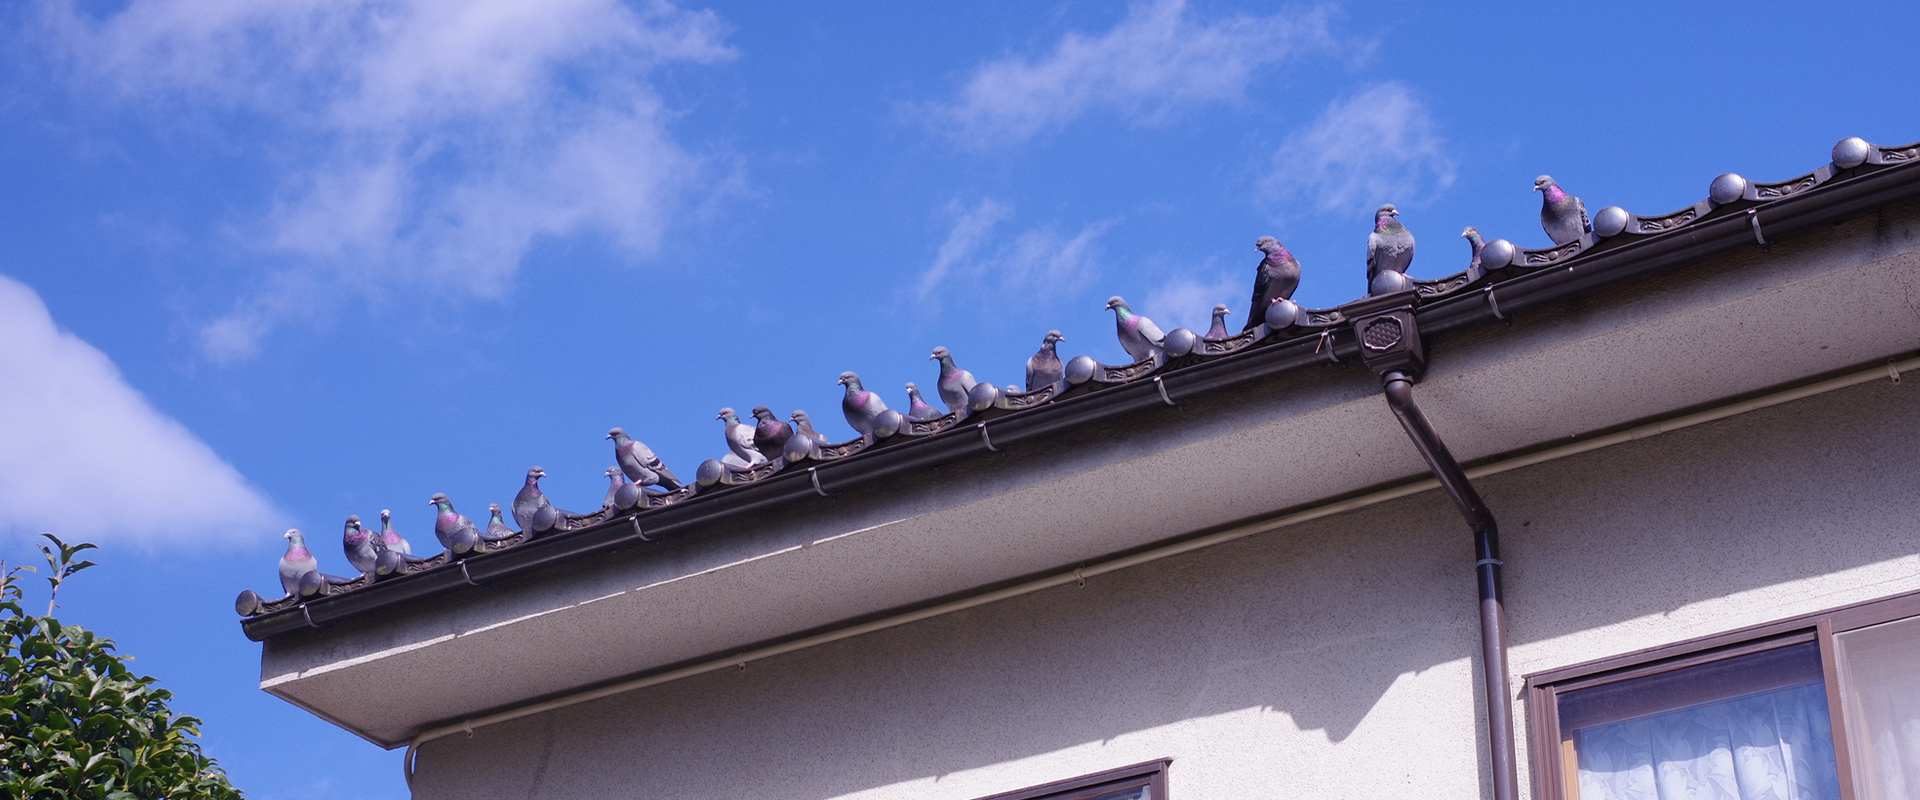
[{"xmin": 0, "ymin": 1, "xmax": 1915, "ymax": 797}]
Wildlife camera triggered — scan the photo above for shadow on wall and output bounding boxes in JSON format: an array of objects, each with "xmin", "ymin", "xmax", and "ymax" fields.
[{"xmin": 418, "ymin": 377, "xmax": 1920, "ymax": 799}]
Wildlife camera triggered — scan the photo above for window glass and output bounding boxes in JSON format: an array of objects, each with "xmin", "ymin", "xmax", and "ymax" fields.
[
  {"xmin": 1557, "ymin": 642, "xmax": 1841, "ymax": 800},
  {"xmin": 1834, "ymin": 614, "xmax": 1920, "ymax": 800}
]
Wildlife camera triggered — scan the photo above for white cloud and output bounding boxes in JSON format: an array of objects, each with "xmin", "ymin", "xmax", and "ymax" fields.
[
  {"xmin": 1263, "ymin": 82, "xmax": 1455, "ymax": 215},
  {"xmin": 928, "ymin": 0, "xmax": 1339, "ymax": 147},
  {"xmin": 1144, "ymin": 271, "xmax": 1243, "ymax": 334},
  {"xmin": 0, "ymin": 275, "xmax": 279, "ymax": 547},
  {"xmin": 914, "ymin": 199, "xmax": 1112, "ymax": 317},
  {"xmin": 35, "ymin": 0, "xmax": 737, "ymax": 360}
]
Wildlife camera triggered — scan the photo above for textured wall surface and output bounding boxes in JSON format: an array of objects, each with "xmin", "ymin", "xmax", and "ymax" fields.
[{"xmin": 412, "ymin": 374, "xmax": 1920, "ymax": 800}]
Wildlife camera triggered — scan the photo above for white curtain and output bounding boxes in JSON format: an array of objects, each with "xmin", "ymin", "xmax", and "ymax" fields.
[
  {"xmin": 1835, "ymin": 615, "xmax": 1920, "ymax": 800},
  {"xmin": 1575, "ymin": 681, "xmax": 1841, "ymax": 800}
]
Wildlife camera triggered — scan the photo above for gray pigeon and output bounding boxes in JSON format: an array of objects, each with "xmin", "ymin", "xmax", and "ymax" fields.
[
  {"xmin": 1535, "ymin": 175, "xmax": 1590, "ymax": 245},
  {"xmin": 750, "ymin": 406, "xmax": 793, "ymax": 461},
  {"xmin": 431, "ymin": 493, "xmax": 484, "ymax": 554},
  {"xmin": 1246, "ymin": 236, "xmax": 1302, "ymax": 331},
  {"xmin": 1367, "ymin": 204, "xmax": 1415, "ymax": 284},
  {"xmin": 512, "ymin": 466, "xmax": 553, "ymax": 532},
  {"xmin": 602, "ymin": 467, "xmax": 628, "ymax": 509},
  {"xmin": 717, "ymin": 408, "xmax": 766, "ymax": 467},
  {"xmin": 1462, "ymin": 226, "xmax": 1486, "ymax": 278},
  {"xmin": 378, "ymin": 509, "xmax": 412, "ymax": 556},
  {"xmin": 790, "ymin": 410, "xmax": 828, "ymax": 443},
  {"xmin": 1025, "ymin": 331, "xmax": 1065, "ymax": 391},
  {"xmin": 280, "ymin": 529, "xmax": 318, "ymax": 597},
  {"xmin": 839, "ymin": 371, "xmax": 888, "ymax": 437},
  {"xmin": 342, "ymin": 515, "xmax": 379, "ymax": 575},
  {"xmin": 1205, "ymin": 305, "xmax": 1231, "ymax": 340},
  {"xmin": 486, "ymin": 503, "xmax": 517, "ymax": 538},
  {"xmin": 904, "ymin": 382, "xmax": 941, "ymax": 421},
  {"xmin": 608, "ymin": 428, "xmax": 681, "ymax": 492},
  {"xmin": 1104, "ymin": 296, "xmax": 1165, "ymax": 364},
  {"xmin": 930, "ymin": 346, "xmax": 978, "ymax": 413}
]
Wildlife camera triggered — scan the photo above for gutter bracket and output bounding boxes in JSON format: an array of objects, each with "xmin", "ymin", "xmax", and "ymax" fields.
[
  {"xmin": 459, "ymin": 561, "xmax": 482, "ymax": 588},
  {"xmin": 629, "ymin": 515, "xmax": 649, "ymax": 542},
  {"xmin": 1485, "ymin": 286, "xmax": 1510, "ymax": 325},
  {"xmin": 977, "ymin": 421, "xmax": 1000, "ymax": 452},
  {"xmin": 1152, "ymin": 376, "xmax": 1178, "ymax": 407},
  {"xmin": 1749, "ymin": 209, "xmax": 1771, "ymax": 254},
  {"xmin": 807, "ymin": 466, "xmax": 834, "ymax": 498}
]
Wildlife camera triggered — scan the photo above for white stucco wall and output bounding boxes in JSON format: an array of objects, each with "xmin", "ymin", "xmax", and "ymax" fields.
[{"xmin": 410, "ymin": 373, "xmax": 1920, "ymax": 799}]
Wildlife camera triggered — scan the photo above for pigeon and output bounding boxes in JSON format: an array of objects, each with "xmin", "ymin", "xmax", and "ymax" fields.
[
  {"xmin": 839, "ymin": 371, "xmax": 888, "ymax": 437},
  {"xmin": 717, "ymin": 408, "xmax": 767, "ymax": 466},
  {"xmin": 750, "ymin": 406, "xmax": 793, "ymax": 461},
  {"xmin": 608, "ymin": 429, "xmax": 681, "ymax": 492},
  {"xmin": 280, "ymin": 529, "xmax": 318, "ymax": 597},
  {"xmin": 904, "ymin": 382, "xmax": 941, "ymax": 421},
  {"xmin": 790, "ymin": 410, "xmax": 828, "ymax": 443},
  {"xmin": 486, "ymin": 503, "xmax": 517, "ymax": 539},
  {"xmin": 1246, "ymin": 236, "xmax": 1302, "ymax": 331},
  {"xmin": 342, "ymin": 515, "xmax": 379, "ymax": 575},
  {"xmin": 378, "ymin": 509, "xmax": 413, "ymax": 556},
  {"xmin": 929, "ymin": 346, "xmax": 978, "ymax": 413},
  {"xmin": 1366, "ymin": 204, "xmax": 1415, "ymax": 284},
  {"xmin": 1462, "ymin": 226, "xmax": 1486, "ymax": 278},
  {"xmin": 430, "ymin": 493, "xmax": 483, "ymax": 554},
  {"xmin": 512, "ymin": 466, "xmax": 553, "ymax": 532},
  {"xmin": 1025, "ymin": 331, "xmax": 1066, "ymax": 391},
  {"xmin": 1535, "ymin": 175, "xmax": 1590, "ymax": 245},
  {"xmin": 1104, "ymin": 296, "xmax": 1165, "ymax": 364},
  {"xmin": 1205, "ymin": 305, "xmax": 1231, "ymax": 340},
  {"xmin": 602, "ymin": 467, "xmax": 628, "ymax": 509}
]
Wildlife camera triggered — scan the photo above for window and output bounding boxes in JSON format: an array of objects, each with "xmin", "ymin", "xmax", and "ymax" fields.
[
  {"xmin": 970, "ymin": 760, "xmax": 1169, "ymax": 800},
  {"xmin": 1526, "ymin": 590, "xmax": 1920, "ymax": 800}
]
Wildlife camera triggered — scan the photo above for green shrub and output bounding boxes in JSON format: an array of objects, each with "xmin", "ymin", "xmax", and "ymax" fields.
[{"xmin": 0, "ymin": 535, "xmax": 244, "ymax": 800}]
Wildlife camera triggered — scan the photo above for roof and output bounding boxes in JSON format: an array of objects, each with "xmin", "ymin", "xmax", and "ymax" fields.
[{"xmin": 237, "ymin": 136, "xmax": 1920, "ymax": 644}]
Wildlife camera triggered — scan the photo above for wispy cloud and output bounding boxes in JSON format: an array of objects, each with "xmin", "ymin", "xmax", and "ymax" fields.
[
  {"xmin": 1262, "ymin": 82, "xmax": 1455, "ymax": 216},
  {"xmin": 35, "ymin": 0, "xmax": 737, "ymax": 361},
  {"xmin": 914, "ymin": 199, "xmax": 1112, "ymax": 318},
  {"xmin": 0, "ymin": 275, "xmax": 279, "ymax": 546},
  {"xmin": 926, "ymin": 0, "xmax": 1341, "ymax": 147},
  {"xmin": 1144, "ymin": 270, "xmax": 1242, "ymax": 334}
]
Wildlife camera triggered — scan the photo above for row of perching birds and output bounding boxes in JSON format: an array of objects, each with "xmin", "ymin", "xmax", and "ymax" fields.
[{"xmin": 257, "ymin": 175, "xmax": 1597, "ymax": 606}]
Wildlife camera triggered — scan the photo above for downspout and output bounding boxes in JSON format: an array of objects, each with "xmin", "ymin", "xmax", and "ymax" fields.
[{"xmin": 1348, "ymin": 294, "xmax": 1518, "ymax": 800}]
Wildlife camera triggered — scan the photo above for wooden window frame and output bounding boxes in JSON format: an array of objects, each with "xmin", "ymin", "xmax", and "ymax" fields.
[
  {"xmin": 1522, "ymin": 587, "xmax": 1920, "ymax": 800},
  {"xmin": 969, "ymin": 759, "xmax": 1171, "ymax": 800}
]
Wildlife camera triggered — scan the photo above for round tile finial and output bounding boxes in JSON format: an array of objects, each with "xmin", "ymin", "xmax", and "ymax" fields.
[
  {"xmin": 1479, "ymin": 238, "xmax": 1516, "ymax": 269},
  {"xmin": 1264, "ymin": 298, "xmax": 1300, "ymax": 329},
  {"xmin": 1833, "ymin": 137, "xmax": 1871, "ymax": 169},
  {"xmin": 1064, "ymin": 355, "xmax": 1098, "ymax": 385},
  {"xmin": 1709, "ymin": 173, "xmax": 1748, "ymax": 205},
  {"xmin": 1162, "ymin": 327, "xmax": 1198, "ymax": 357},
  {"xmin": 1593, "ymin": 206, "xmax": 1630, "ymax": 237}
]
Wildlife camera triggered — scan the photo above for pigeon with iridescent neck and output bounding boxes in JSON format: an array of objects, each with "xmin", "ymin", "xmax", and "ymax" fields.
[
  {"xmin": 378, "ymin": 509, "xmax": 412, "ymax": 556},
  {"xmin": 930, "ymin": 347, "xmax": 978, "ymax": 413},
  {"xmin": 486, "ymin": 503, "xmax": 517, "ymax": 539},
  {"xmin": 608, "ymin": 429, "xmax": 681, "ymax": 492},
  {"xmin": 717, "ymin": 408, "xmax": 766, "ymax": 467},
  {"xmin": 602, "ymin": 467, "xmax": 628, "ymax": 509},
  {"xmin": 904, "ymin": 382, "xmax": 941, "ymax": 421},
  {"xmin": 790, "ymin": 410, "xmax": 828, "ymax": 443},
  {"xmin": 1367, "ymin": 204, "xmax": 1415, "ymax": 285},
  {"xmin": 1205, "ymin": 305, "xmax": 1231, "ymax": 340},
  {"xmin": 279, "ymin": 529, "xmax": 318, "ymax": 597},
  {"xmin": 1104, "ymin": 296, "xmax": 1165, "ymax": 364},
  {"xmin": 1534, "ymin": 175, "xmax": 1590, "ymax": 245},
  {"xmin": 751, "ymin": 406, "xmax": 793, "ymax": 461},
  {"xmin": 1461, "ymin": 226, "xmax": 1487, "ymax": 279},
  {"xmin": 342, "ymin": 515, "xmax": 379, "ymax": 575},
  {"xmin": 1025, "ymin": 331, "xmax": 1065, "ymax": 391},
  {"xmin": 512, "ymin": 467, "xmax": 554, "ymax": 532},
  {"xmin": 1246, "ymin": 236, "xmax": 1301, "ymax": 331},
  {"xmin": 430, "ymin": 493, "xmax": 484, "ymax": 554},
  {"xmin": 839, "ymin": 371, "xmax": 888, "ymax": 437}
]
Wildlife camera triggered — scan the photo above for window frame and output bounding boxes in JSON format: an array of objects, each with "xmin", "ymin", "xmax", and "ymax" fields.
[
  {"xmin": 1523, "ymin": 587, "xmax": 1920, "ymax": 800},
  {"xmin": 969, "ymin": 759, "xmax": 1170, "ymax": 800}
]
